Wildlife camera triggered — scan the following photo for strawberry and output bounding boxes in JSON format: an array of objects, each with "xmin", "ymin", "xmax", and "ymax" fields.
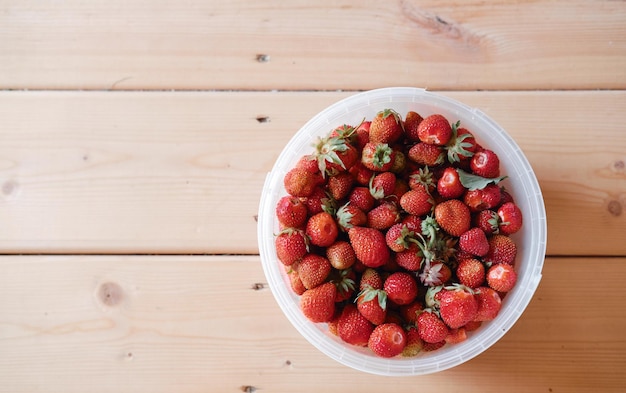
[
  {"xmin": 402, "ymin": 214, "xmax": 423, "ymax": 232},
  {"xmin": 348, "ymin": 186, "xmax": 376, "ymax": 212},
  {"xmin": 464, "ymin": 183, "xmax": 502, "ymax": 212},
  {"xmin": 390, "ymin": 151, "xmax": 407, "ymax": 174},
  {"xmin": 331, "ymin": 268, "xmax": 357, "ymax": 302},
  {"xmin": 356, "ymin": 286, "xmax": 388, "ymax": 325},
  {"xmin": 297, "ymin": 253, "xmax": 332, "ymax": 289},
  {"xmin": 385, "ymin": 223, "xmax": 416, "ymax": 252},
  {"xmin": 474, "ymin": 209, "xmax": 500, "ymax": 235},
  {"xmin": 408, "ymin": 142, "xmax": 445, "ymax": 166},
  {"xmin": 391, "ymin": 178, "xmax": 410, "ymax": 200},
  {"xmin": 486, "ymin": 263, "xmax": 517, "ymax": 292},
  {"xmin": 437, "ymin": 167, "xmax": 466, "ymax": 199},
  {"xmin": 361, "ymin": 142, "xmax": 395, "ymax": 172},
  {"xmin": 399, "ymin": 301, "xmax": 424, "ymax": 325},
  {"xmin": 404, "ymin": 111, "xmax": 424, "ymax": 142},
  {"xmin": 359, "ymin": 268, "xmax": 383, "ymax": 290},
  {"xmin": 284, "ymin": 167, "xmax": 319, "ymax": 197},
  {"xmin": 497, "ymin": 201, "xmax": 523, "ymax": 235},
  {"xmin": 312, "ymin": 135, "xmax": 359, "ymax": 176},
  {"xmin": 300, "ymin": 282, "xmax": 337, "ymax": 323},
  {"xmin": 326, "ymin": 240, "xmax": 356, "ymax": 270},
  {"xmin": 336, "ymin": 202, "xmax": 367, "ymax": 231},
  {"xmin": 303, "ymin": 186, "xmax": 330, "ymax": 216},
  {"xmin": 445, "ymin": 124, "xmax": 477, "ymax": 163},
  {"xmin": 484, "ymin": 234, "xmax": 517, "ymax": 265},
  {"xmin": 305, "ymin": 212, "xmax": 339, "ymax": 247},
  {"xmin": 348, "ymin": 226, "xmax": 390, "ymax": 268},
  {"xmin": 337, "ymin": 304, "xmax": 374, "ymax": 346},
  {"xmin": 349, "ymin": 161, "xmax": 375, "ymax": 186},
  {"xmin": 417, "ymin": 114, "xmax": 453, "ymax": 146},
  {"xmin": 367, "ymin": 201, "xmax": 401, "ymax": 230},
  {"xmin": 354, "ymin": 121, "xmax": 371, "ymax": 149},
  {"xmin": 419, "ymin": 261, "xmax": 452, "ymax": 286},
  {"xmin": 396, "ymin": 249, "xmax": 424, "ymax": 271},
  {"xmin": 464, "ymin": 320, "xmax": 483, "ymax": 332},
  {"xmin": 327, "ymin": 172, "xmax": 354, "ymax": 201},
  {"xmin": 402, "ymin": 326, "xmax": 424, "ymax": 357},
  {"xmin": 455, "ymin": 258, "xmax": 485, "ymax": 288},
  {"xmin": 370, "ymin": 171, "xmax": 396, "ymax": 200},
  {"xmin": 369, "ymin": 109, "xmax": 404, "ymax": 144},
  {"xmin": 275, "ymin": 195, "xmax": 308, "ymax": 228},
  {"xmin": 470, "ymin": 149, "xmax": 500, "ymax": 178},
  {"xmin": 434, "ymin": 199, "xmax": 471, "ymax": 237},
  {"xmin": 275, "ymin": 228, "xmax": 309, "ymax": 266},
  {"xmin": 408, "ymin": 166, "xmax": 436, "ymax": 193},
  {"xmin": 422, "ymin": 340, "xmax": 446, "ymax": 352},
  {"xmin": 437, "ymin": 285, "xmax": 479, "ymax": 329},
  {"xmin": 368, "ymin": 323, "xmax": 407, "ymax": 358},
  {"xmin": 286, "ymin": 266, "xmax": 307, "ymax": 295},
  {"xmin": 384, "ymin": 272, "xmax": 418, "ymax": 305},
  {"xmin": 445, "ymin": 328, "xmax": 468, "ymax": 344},
  {"xmin": 474, "ymin": 286, "xmax": 502, "ymax": 321},
  {"xmin": 458, "ymin": 227, "xmax": 489, "ymax": 257},
  {"xmin": 295, "ymin": 154, "xmax": 321, "ymax": 174},
  {"xmin": 416, "ymin": 310, "xmax": 449, "ymax": 343},
  {"xmin": 400, "ymin": 188, "xmax": 434, "ymax": 216}
]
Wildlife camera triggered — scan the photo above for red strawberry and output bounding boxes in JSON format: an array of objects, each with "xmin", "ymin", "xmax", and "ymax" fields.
[
  {"xmin": 385, "ymin": 223, "xmax": 416, "ymax": 252},
  {"xmin": 361, "ymin": 142, "xmax": 395, "ymax": 172},
  {"xmin": 326, "ymin": 240, "xmax": 356, "ymax": 269},
  {"xmin": 300, "ymin": 282, "xmax": 337, "ymax": 323},
  {"xmin": 286, "ymin": 266, "xmax": 306, "ymax": 295},
  {"xmin": 399, "ymin": 301, "xmax": 424, "ymax": 325},
  {"xmin": 474, "ymin": 286, "xmax": 502, "ymax": 321},
  {"xmin": 484, "ymin": 234, "xmax": 517, "ymax": 265},
  {"xmin": 328, "ymin": 172, "xmax": 354, "ymax": 201},
  {"xmin": 417, "ymin": 114, "xmax": 453, "ymax": 146},
  {"xmin": 458, "ymin": 227, "xmax": 489, "ymax": 256},
  {"xmin": 408, "ymin": 166, "xmax": 436, "ymax": 193},
  {"xmin": 404, "ymin": 111, "xmax": 424, "ymax": 142},
  {"xmin": 437, "ymin": 286, "xmax": 479, "ymax": 329},
  {"xmin": 395, "ymin": 249, "xmax": 424, "ymax": 272},
  {"xmin": 445, "ymin": 328, "xmax": 468, "ymax": 344},
  {"xmin": 275, "ymin": 228, "xmax": 309, "ymax": 266},
  {"xmin": 348, "ymin": 186, "xmax": 376, "ymax": 212},
  {"xmin": 349, "ymin": 161, "xmax": 375, "ymax": 186},
  {"xmin": 434, "ymin": 199, "xmax": 471, "ymax": 237},
  {"xmin": 437, "ymin": 167, "xmax": 466, "ymax": 199},
  {"xmin": 336, "ymin": 202, "xmax": 367, "ymax": 231},
  {"xmin": 470, "ymin": 149, "xmax": 500, "ymax": 178},
  {"xmin": 356, "ymin": 286, "xmax": 388, "ymax": 325},
  {"xmin": 348, "ymin": 226, "xmax": 390, "ymax": 268},
  {"xmin": 384, "ymin": 272, "xmax": 418, "ymax": 305},
  {"xmin": 402, "ymin": 214, "xmax": 423, "ymax": 232},
  {"xmin": 474, "ymin": 209, "xmax": 500, "ymax": 235},
  {"xmin": 368, "ymin": 323, "xmax": 407, "ymax": 358},
  {"xmin": 303, "ymin": 186, "xmax": 329, "ymax": 215},
  {"xmin": 419, "ymin": 261, "xmax": 452, "ymax": 286},
  {"xmin": 337, "ymin": 304, "xmax": 375, "ymax": 346},
  {"xmin": 312, "ymin": 135, "xmax": 359, "ymax": 176},
  {"xmin": 486, "ymin": 264, "xmax": 517, "ymax": 292},
  {"xmin": 402, "ymin": 326, "xmax": 425, "ymax": 357},
  {"xmin": 400, "ymin": 188, "xmax": 434, "ymax": 216},
  {"xmin": 297, "ymin": 253, "xmax": 331, "ymax": 289},
  {"xmin": 275, "ymin": 195, "xmax": 308, "ymax": 228},
  {"xmin": 464, "ymin": 320, "xmax": 483, "ymax": 332},
  {"xmin": 445, "ymin": 125, "xmax": 477, "ymax": 163},
  {"xmin": 416, "ymin": 311, "xmax": 449, "ymax": 343},
  {"xmin": 284, "ymin": 167, "xmax": 319, "ymax": 197},
  {"xmin": 305, "ymin": 212, "xmax": 338, "ymax": 247},
  {"xmin": 369, "ymin": 109, "xmax": 404, "ymax": 144},
  {"xmin": 391, "ymin": 178, "xmax": 410, "ymax": 200},
  {"xmin": 455, "ymin": 258, "xmax": 486, "ymax": 288},
  {"xmin": 354, "ymin": 121, "xmax": 371, "ymax": 149},
  {"xmin": 408, "ymin": 142, "xmax": 444, "ymax": 166},
  {"xmin": 464, "ymin": 183, "xmax": 502, "ymax": 212},
  {"xmin": 331, "ymin": 268, "xmax": 357, "ymax": 302},
  {"xmin": 422, "ymin": 340, "xmax": 446, "ymax": 352},
  {"xmin": 367, "ymin": 201, "xmax": 401, "ymax": 230},
  {"xmin": 497, "ymin": 202, "xmax": 523, "ymax": 235},
  {"xmin": 295, "ymin": 154, "xmax": 321, "ymax": 174},
  {"xmin": 370, "ymin": 171, "xmax": 396, "ymax": 200},
  {"xmin": 359, "ymin": 268, "xmax": 383, "ymax": 290}
]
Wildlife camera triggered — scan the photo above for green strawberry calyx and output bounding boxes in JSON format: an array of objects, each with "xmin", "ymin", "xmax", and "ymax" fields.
[{"xmin": 457, "ymin": 169, "xmax": 508, "ymax": 191}]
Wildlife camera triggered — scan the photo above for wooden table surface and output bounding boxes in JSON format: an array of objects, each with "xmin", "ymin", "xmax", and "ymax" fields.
[{"xmin": 1, "ymin": 1, "xmax": 625, "ymax": 392}]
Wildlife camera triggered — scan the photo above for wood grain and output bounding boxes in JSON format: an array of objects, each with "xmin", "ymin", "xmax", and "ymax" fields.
[
  {"xmin": 1, "ymin": 90, "xmax": 624, "ymax": 255},
  {"xmin": 1, "ymin": 0, "xmax": 625, "ymax": 90},
  {"xmin": 0, "ymin": 255, "xmax": 624, "ymax": 393}
]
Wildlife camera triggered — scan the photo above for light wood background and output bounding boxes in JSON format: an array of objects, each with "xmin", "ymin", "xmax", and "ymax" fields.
[{"xmin": 1, "ymin": 1, "xmax": 625, "ymax": 392}]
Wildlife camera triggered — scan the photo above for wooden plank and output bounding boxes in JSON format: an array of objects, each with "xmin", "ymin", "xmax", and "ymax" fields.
[
  {"xmin": 0, "ymin": 90, "xmax": 624, "ymax": 255},
  {"xmin": 0, "ymin": 0, "xmax": 625, "ymax": 90},
  {"xmin": 0, "ymin": 255, "xmax": 624, "ymax": 393}
]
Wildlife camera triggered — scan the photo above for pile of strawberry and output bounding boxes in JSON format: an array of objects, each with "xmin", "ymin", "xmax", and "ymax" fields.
[{"xmin": 274, "ymin": 109, "xmax": 523, "ymax": 358}]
